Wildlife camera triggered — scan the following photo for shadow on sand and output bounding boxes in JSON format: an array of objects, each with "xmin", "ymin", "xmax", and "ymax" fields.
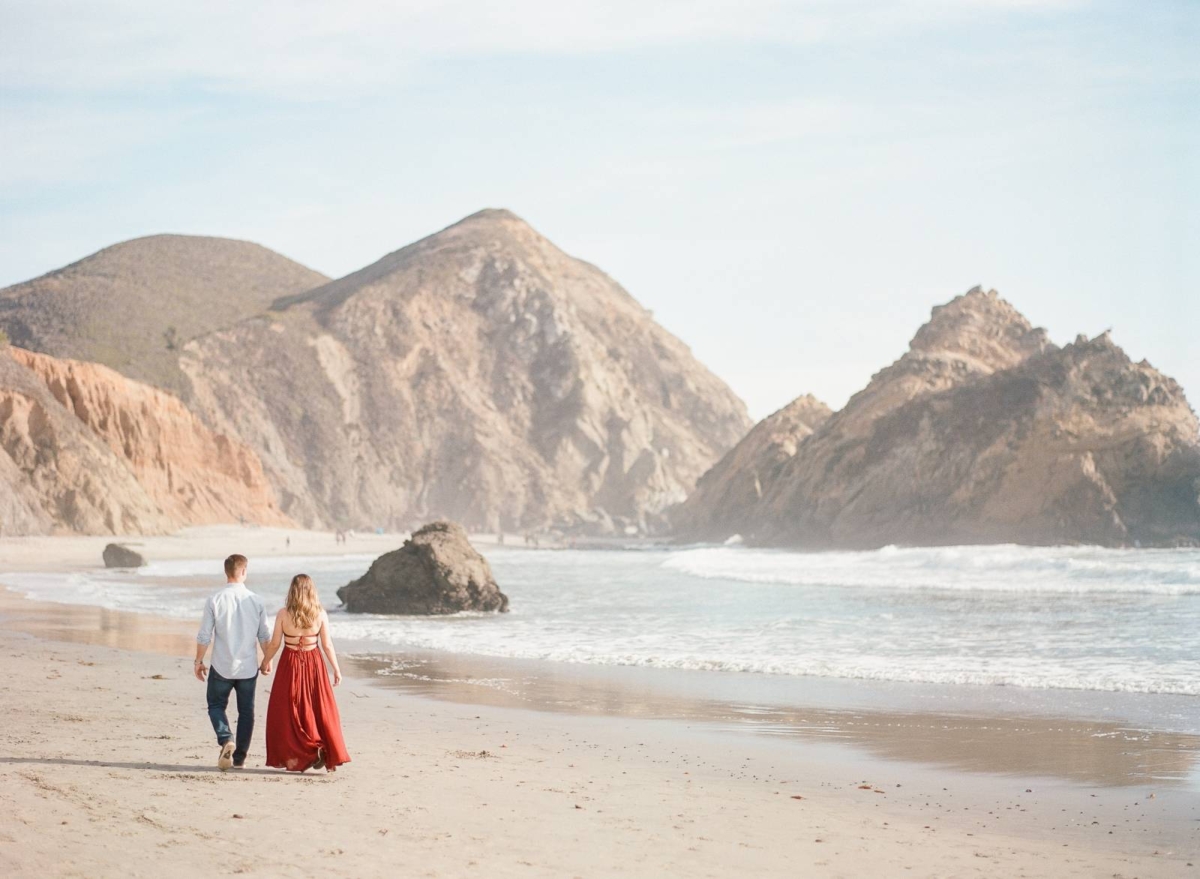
[{"xmin": 0, "ymin": 756, "xmax": 317, "ymax": 777}]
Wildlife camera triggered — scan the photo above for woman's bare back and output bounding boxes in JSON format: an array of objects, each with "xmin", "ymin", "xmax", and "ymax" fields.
[{"xmin": 279, "ymin": 608, "xmax": 321, "ymax": 651}]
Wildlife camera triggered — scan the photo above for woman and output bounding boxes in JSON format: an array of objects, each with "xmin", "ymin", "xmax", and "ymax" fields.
[{"xmin": 260, "ymin": 574, "xmax": 350, "ymax": 772}]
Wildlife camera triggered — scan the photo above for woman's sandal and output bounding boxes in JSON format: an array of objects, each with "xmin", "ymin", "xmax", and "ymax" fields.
[{"xmin": 310, "ymin": 747, "xmax": 326, "ymax": 771}]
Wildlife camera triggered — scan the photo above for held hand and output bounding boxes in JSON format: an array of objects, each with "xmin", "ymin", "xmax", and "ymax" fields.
[
  {"xmin": 259, "ymin": 660, "xmax": 272, "ymax": 676},
  {"xmin": 194, "ymin": 662, "xmax": 207, "ymax": 682}
]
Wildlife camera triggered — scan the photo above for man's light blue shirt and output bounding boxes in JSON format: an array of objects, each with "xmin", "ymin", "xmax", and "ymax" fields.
[{"xmin": 196, "ymin": 582, "xmax": 270, "ymax": 680}]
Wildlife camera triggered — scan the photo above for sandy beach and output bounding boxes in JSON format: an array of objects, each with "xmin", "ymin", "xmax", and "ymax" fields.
[{"xmin": 1, "ymin": 530, "xmax": 1196, "ymax": 878}]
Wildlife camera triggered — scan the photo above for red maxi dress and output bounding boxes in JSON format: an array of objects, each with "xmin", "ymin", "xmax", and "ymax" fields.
[{"xmin": 265, "ymin": 629, "xmax": 350, "ymax": 771}]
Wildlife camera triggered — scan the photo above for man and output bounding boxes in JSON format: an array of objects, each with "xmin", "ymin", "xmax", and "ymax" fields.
[{"xmin": 194, "ymin": 554, "xmax": 270, "ymax": 770}]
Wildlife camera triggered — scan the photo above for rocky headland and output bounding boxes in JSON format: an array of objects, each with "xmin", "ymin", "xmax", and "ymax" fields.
[{"xmin": 673, "ymin": 288, "xmax": 1200, "ymax": 548}]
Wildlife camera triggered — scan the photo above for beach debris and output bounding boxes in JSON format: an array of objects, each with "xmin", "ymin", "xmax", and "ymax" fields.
[
  {"xmin": 147, "ymin": 674, "xmax": 167, "ymax": 680},
  {"xmin": 790, "ymin": 795, "xmax": 804, "ymax": 800},
  {"xmin": 232, "ymin": 814, "xmax": 245, "ymax": 819},
  {"xmin": 337, "ymin": 521, "xmax": 509, "ymax": 615},
  {"xmin": 103, "ymin": 543, "xmax": 146, "ymax": 568}
]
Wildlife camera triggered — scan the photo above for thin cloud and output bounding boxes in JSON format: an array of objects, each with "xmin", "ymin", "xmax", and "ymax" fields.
[{"xmin": 0, "ymin": 0, "xmax": 1086, "ymax": 97}]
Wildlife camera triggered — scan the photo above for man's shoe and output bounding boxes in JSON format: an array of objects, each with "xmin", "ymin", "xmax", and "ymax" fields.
[
  {"xmin": 218, "ymin": 741, "xmax": 235, "ymax": 771},
  {"xmin": 232, "ymin": 758, "xmax": 246, "ymax": 769}
]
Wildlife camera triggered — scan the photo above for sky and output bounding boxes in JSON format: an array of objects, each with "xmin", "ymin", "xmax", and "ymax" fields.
[{"xmin": 0, "ymin": 0, "xmax": 1196, "ymax": 419}]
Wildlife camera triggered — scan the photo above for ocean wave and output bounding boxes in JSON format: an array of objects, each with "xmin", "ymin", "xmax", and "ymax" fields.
[
  {"xmin": 660, "ymin": 545, "xmax": 1200, "ymax": 594},
  {"xmin": 359, "ymin": 632, "xmax": 1200, "ymax": 696},
  {"xmin": 6, "ymin": 542, "xmax": 1199, "ymax": 698}
]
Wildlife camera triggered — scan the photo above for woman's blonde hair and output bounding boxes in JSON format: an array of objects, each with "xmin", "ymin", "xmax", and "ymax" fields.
[{"xmin": 286, "ymin": 574, "xmax": 322, "ymax": 630}]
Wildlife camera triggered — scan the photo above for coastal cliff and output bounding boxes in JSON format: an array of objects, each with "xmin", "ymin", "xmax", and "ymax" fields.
[
  {"xmin": 675, "ymin": 289, "xmax": 1200, "ymax": 548},
  {"xmin": 0, "ymin": 347, "xmax": 289, "ymax": 535}
]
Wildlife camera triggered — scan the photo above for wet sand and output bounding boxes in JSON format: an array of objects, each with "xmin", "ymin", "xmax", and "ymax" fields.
[
  {"xmin": 1, "ymin": 531, "xmax": 1198, "ymax": 877},
  {"xmin": 359, "ymin": 650, "xmax": 1200, "ymax": 789}
]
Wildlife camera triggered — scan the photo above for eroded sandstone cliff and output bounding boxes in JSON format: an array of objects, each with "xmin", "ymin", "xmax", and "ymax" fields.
[{"xmin": 0, "ymin": 347, "xmax": 290, "ymax": 535}]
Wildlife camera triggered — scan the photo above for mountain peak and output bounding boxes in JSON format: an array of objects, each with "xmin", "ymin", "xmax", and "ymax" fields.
[
  {"xmin": 458, "ymin": 207, "xmax": 526, "ymax": 225},
  {"xmin": 437, "ymin": 208, "xmax": 539, "ymax": 242},
  {"xmin": 907, "ymin": 286, "xmax": 1051, "ymax": 372}
]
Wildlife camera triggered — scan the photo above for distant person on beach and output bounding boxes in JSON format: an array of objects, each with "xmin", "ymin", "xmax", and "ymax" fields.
[
  {"xmin": 194, "ymin": 553, "xmax": 270, "ymax": 771},
  {"xmin": 259, "ymin": 574, "xmax": 350, "ymax": 772}
]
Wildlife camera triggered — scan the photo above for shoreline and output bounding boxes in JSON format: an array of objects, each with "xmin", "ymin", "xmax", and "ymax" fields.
[
  {"xmin": 1, "ymin": 532, "xmax": 1198, "ymax": 876},
  {"xmin": 7, "ymin": 580, "xmax": 1199, "ymax": 790}
]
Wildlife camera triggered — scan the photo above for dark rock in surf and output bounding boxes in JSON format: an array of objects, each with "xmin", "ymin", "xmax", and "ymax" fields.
[
  {"xmin": 337, "ymin": 520, "xmax": 509, "ymax": 615},
  {"xmin": 103, "ymin": 543, "xmax": 147, "ymax": 568}
]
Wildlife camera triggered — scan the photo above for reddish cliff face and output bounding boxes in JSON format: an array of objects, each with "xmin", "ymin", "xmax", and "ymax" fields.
[{"xmin": 1, "ymin": 347, "xmax": 290, "ymax": 535}]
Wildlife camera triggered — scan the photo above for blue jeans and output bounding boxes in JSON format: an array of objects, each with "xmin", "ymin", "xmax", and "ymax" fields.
[{"xmin": 206, "ymin": 669, "xmax": 257, "ymax": 764}]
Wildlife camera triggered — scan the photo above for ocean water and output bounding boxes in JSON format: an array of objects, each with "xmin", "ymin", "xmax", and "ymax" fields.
[{"xmin": 5, "ymin": 543, "xmax": 1199, "ymax": 700}]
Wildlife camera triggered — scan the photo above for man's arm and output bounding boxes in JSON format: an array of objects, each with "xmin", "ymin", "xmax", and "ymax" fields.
[
  {"xmin": 194, "ymin": 598, "xmax": 214, "ymax": 681},
  {"xmin": 256, "ymin": 599, "xmax": 271, "ymax": 646}
]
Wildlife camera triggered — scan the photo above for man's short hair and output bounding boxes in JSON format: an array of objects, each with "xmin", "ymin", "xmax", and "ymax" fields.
[{"xmin": 224, "ymin": 554, "xmax": 248, "ymax": 579}]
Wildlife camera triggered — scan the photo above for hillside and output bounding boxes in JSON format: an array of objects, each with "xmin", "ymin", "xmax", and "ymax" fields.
[
  {"xmin": 0, "ymin": 235, "xmax": 328, "ymax": 397},
  {"xmin": 180, "ymin": 209, "xmax": 753, "ymax": 533}
]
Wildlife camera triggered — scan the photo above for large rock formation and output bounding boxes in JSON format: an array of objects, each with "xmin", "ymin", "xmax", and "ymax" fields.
[
  {"xmin": 677, "ymin": 288, "xmax": 1200, "ymax": 548},
  {"xmin": 0, "ymin": 346, "xmax": 289, "ymax": 535},
  {"xmin": 0, "ymin": 234, "xmax": 328, "ymax": 397},
  {"xmin": 669, "ymin": 394, "xmax": 831, "ymax": 541},
  {"xmin": 337, "ymin": 521, "xmax": 509, "ymax": 614},
  {"xmin": 182, "ymin": 209, "xmax": 752, "ymax": 532}
]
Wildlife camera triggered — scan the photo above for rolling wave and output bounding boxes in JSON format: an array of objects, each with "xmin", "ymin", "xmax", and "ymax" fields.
[{"xmin": 661, "ymin": 545, "xmax": 1200, "ymax": 594}]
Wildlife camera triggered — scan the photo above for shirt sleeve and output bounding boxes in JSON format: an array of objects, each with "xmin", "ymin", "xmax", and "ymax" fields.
[
  {"xmin": 196, "ymin": 597, "xmax": 215, "ymax": 646},
  {"xmin": 257, "ymin": 600, "xmax": 271, "ymax": 644}
]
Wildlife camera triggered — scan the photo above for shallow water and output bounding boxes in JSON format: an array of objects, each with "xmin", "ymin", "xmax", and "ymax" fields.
[
  {"xmin": 5, "ymin": 541, "xmax": 1200, "ymax": 789},
  {"xmin": 7, "ymin": 543, "xmax": 1198, "ymax": 698}
]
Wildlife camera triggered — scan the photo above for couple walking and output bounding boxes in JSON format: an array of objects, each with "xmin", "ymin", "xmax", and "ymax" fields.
[{"xmin": 194, "ymin": 554, "xmax": 350, "ymax": 772}]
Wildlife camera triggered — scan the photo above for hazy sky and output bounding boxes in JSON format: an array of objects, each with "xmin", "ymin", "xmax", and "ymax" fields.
[{"xmin": 1, "ymin": 0, "xmax": 1196, "ymax": 418}]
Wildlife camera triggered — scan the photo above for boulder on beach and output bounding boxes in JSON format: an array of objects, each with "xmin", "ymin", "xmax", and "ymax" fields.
[
  {"xmin": 102, "ymin": 543, "xmax": 146, "ymax": 568},
  {"xmin": 337, "ymin": 521, "xmax": 509, "ymax": 615}
]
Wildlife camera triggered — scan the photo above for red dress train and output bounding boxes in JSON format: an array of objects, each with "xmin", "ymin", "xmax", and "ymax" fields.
[{"xmin": 265, "ymin": 644, "xmax": 350, "ymax": 771}]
